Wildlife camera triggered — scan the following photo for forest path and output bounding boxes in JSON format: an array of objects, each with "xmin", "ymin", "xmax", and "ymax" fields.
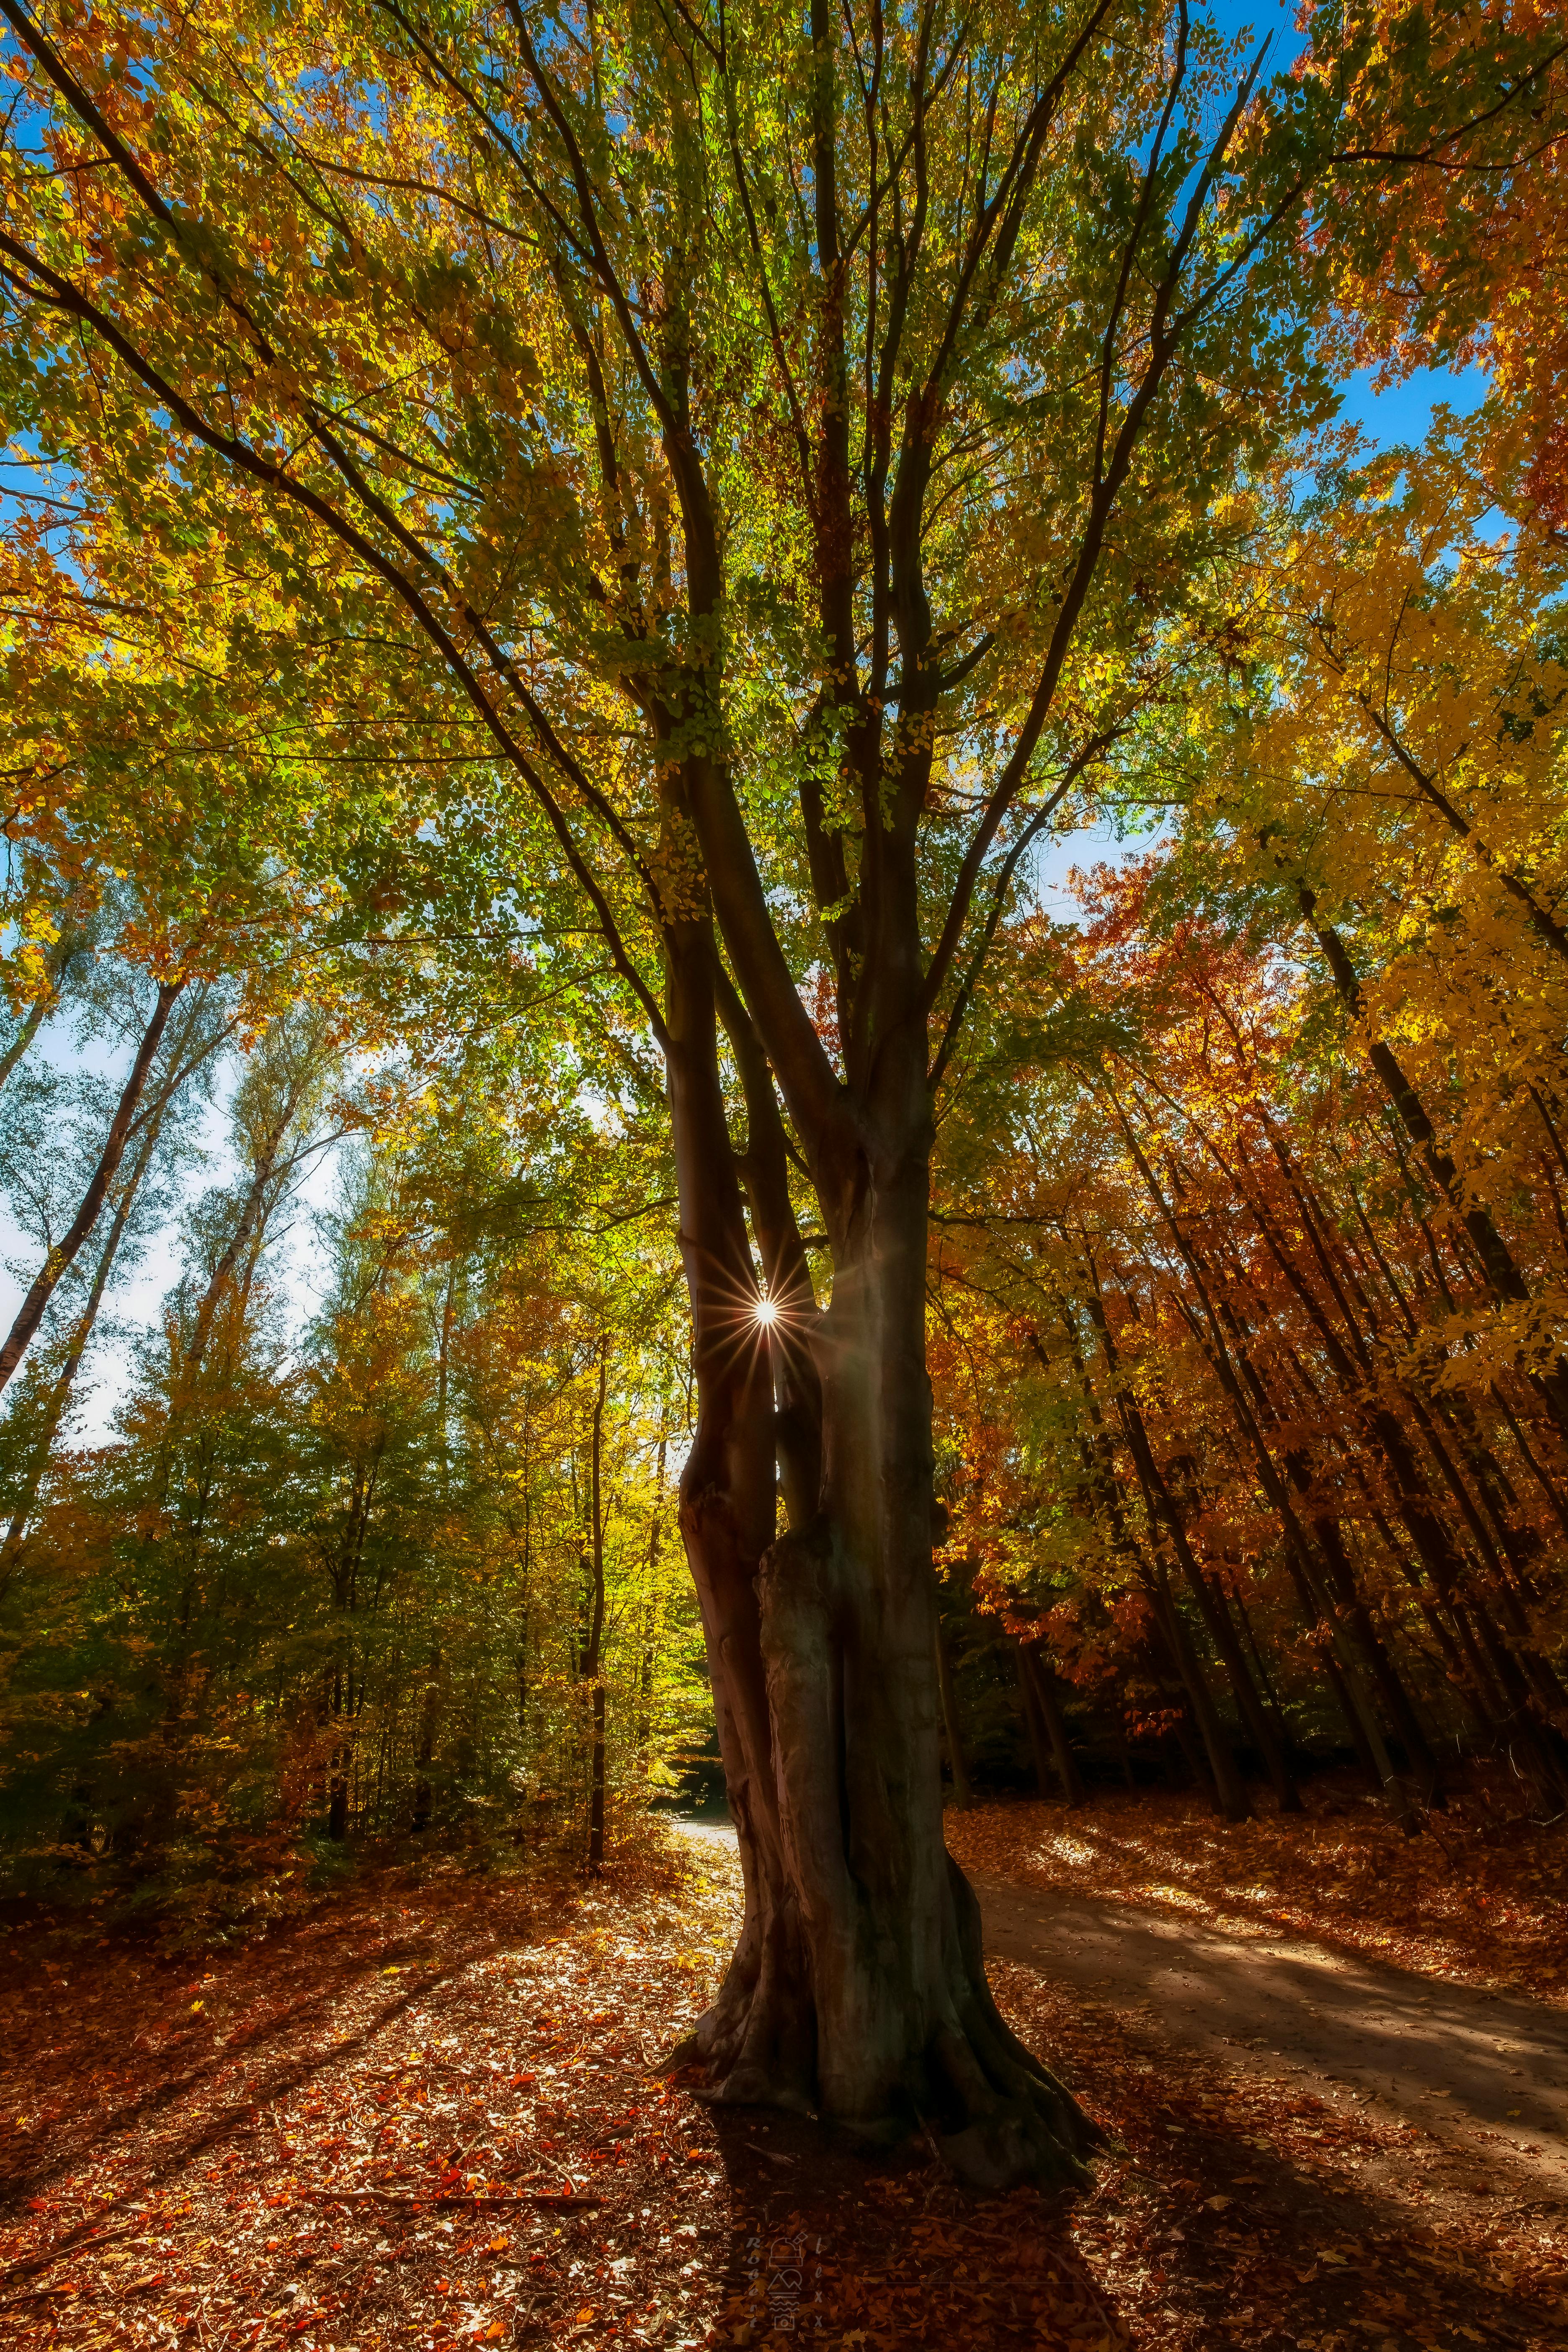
[
  {"xmin": 670, "ymin": 1817, "xmax": 1568, "ymax": 2202},
  {"xmin": 975, "ymin": 1871, "xmax": 1568, "ymax": 2202}
]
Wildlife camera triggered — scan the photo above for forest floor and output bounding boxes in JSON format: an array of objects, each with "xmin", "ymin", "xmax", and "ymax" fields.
[{"xmin": 0, "ymin": 1777, "xmax": 1563, "ymax": 2352}]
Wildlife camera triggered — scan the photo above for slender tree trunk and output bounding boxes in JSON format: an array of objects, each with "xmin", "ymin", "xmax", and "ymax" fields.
[
  {"xmin": 1112, "ymin": 1112, "xmax": 1415, "ymax": 1827},
  {"xmin": 1310, "ymin": 1511, "xmax": 1445, "ymax": 1801},
  {"xmin": 1015, "ymin": 1648, "xmax": 1056, "ymax": 1798},
  {"xmin": 637, "ymin": 1433, "xmax": 668, "ymax": 1773},
  {"xmin": 0, "ymin": 979, "xmax": 184, "ymax": 1397},
  {"xmin": 0, "ymin": 1104, "xmax": 166, "ymax": 1594},
  {"xmin": 1184, "ymin": 1557, "xmax": 1303, "ymax": 1812},
  {"xmin": 934, "ymin": 1624, "xmax": 973, "ymax": 1809},
  {"xmin": 1148, "ymin": 1567, "xmax": 1253, "ymax": 1820},
  {"xmin": 1083, "ymin": 1287, "xmax": 1296, "ymax": 1813},
  {"xmin": 0, "ymin": 989, "xmax": 52, "ymax": 1095},
  {"xmin": 412, "ymin": 1650, "xmax": 440, "ymax": 1831},
  {"xmin": 583, "ymin": 1342, "xmax": 608, "ymax": 1873},
  {"xmin": 1019, "ymin": 1642, "xmax": 1086, "ymax": 1806},
  {"xmin": 0, "ymin": 926, "xmax": 81, "ymax": 1097},
  {"xmin": 1301, "ymin": 893, "xmax": 1568, "ymax": 1436},
  {"xmin": 186, "ymin": 1104, "xmax": 294, "ymax": 1382}
]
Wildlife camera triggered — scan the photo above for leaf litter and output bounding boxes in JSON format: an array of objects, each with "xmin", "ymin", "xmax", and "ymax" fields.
[
  {"xmin": 941, "ymin": 1779, "xmax": 1568, "ymax": 2003},
  {"xmin": 0, "ymin": 1792, "xmax": 1562, "ymax": 2349}
]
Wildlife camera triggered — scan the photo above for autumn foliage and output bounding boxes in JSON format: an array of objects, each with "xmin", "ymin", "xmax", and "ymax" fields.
[{"xmin": 0, "ymin": 0, "xmax": 1567, "ymax": 2287}]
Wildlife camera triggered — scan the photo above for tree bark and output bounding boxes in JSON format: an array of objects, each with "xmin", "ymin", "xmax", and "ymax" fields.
[
  {"xmin": 0, "ymin": 923, "xmax": 85, "ymax": 1097},
  {"xmin": 411, "ymin": 1651, "xmax": 439, "ymax": 1832},
  {"xmin": 1112, "ymin": 1105, "xmax": 1418, "ymax": 1827},
  {"xmin": 1147, "ymin": 1564, "xmax": 1253, "ymax": 1820},
  {"xmin": 669, "ymin": 914, "xmax": 1094, "ymax": 2187},
  {"xmin": 0, "ymin": 989, "xmax": 52, "ymax": 1095}
]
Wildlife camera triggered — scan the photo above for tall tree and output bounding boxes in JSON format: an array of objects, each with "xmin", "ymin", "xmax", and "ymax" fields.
[{"xmin": 1, "ymin": 0, "xmax": 1548, "ymax": 2184}]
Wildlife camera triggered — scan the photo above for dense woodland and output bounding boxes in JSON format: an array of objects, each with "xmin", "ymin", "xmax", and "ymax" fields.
[{"xmin": 0, "ymin": 0, "xmax": 1565, "ymax": 2189}]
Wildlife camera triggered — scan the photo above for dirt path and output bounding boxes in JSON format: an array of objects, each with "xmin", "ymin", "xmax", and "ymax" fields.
[
  {"xmin": 975, "ymin": 1872, "xmax": 1568, "ymax": 2205},
  {"xmin": 673, "ymin": 1815, "xmax": 1568, "ymax": 2211}
]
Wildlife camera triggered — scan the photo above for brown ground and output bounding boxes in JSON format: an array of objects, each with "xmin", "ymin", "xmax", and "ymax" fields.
[{"xmin": 0, "ymin": 1780, "xmax": 1563, "ymax": 2349}]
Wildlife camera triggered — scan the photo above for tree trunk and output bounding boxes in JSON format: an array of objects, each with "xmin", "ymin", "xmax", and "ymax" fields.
[
  {"xmin": 589, "ymin": 1682, "xmax": 606, "ymax": 1870},
  {"xmin": 670, "ymin": 928, "xmax": 1094, "ymax": 2189},
  {"xmin": 0, "ymin": 988, "xmax": 52, "ymax": 1094},
  {"xmin": 1311, "ymin": 1511, "xmax": 1444, "ymax": 1801},
  {"xmin": 1015, "ymin": 1648, "xmax": 1056, "ymax": 1798},
  {"xmin": 583, "ymin": 1343, "xmax": 609, "ymax": 1873},
  {"xmin": 935, "ymin": 1625, "xmax": 973, "ymax": 1809},
  {"xmin": 1148, "ymin": 1569, "xmax": 1253, "ymax": 1820},
  {"xmin": 0, "ymin": 1092, "xmax": 168, "ymax": 1596},
  {"xmin": 1301, "ymin": 893, "xmax": 1568, "ymax": 1436},
  {"xmin": 0, "ymin": 979, "xmax": 184, "ymax": 1397},
  {"xmin": 0, "ymin": 924, "xmax": 83, "ymax": 1097},
  {"xmin": 1019, "ymin": 1642, "xmax": 1086, "ymax": 1807},
  {"xmin": 412, "ymin": 1649, "xmax": 439, "ymax": 1831},
  {"xmin": 186, "ymin": 1102, "xmax": 294, "ymax": 1382},
  {"xmin": 1084, "ymin": 1289, "xmax": 1295, "ymax": 1815}
]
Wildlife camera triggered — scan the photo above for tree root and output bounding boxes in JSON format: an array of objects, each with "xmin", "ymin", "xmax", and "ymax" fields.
[{"xmin": 667, "ymin": 1852, "xmax": 1100, "ymax": 2193}]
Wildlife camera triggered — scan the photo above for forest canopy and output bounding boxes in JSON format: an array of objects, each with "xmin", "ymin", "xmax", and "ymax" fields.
[{"xmin": 1, "ymin": 0, "xmax": 1565, "ymax": 2191}]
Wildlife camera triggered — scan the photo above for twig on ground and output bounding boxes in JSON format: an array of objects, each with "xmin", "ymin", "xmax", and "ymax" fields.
[{"xmin": 294, "ymin": 2189, "xmax": 605, "ymax": 2212}]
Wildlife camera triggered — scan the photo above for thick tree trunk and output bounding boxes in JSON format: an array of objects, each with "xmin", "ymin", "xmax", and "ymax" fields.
[
  {"xmin": 670, "ymin": 932, "xmax": 1095, "ymax": 2189},
  {"xmin": 731, "ymin": 1180, "xmax": 1091, "ymax": 2185}
]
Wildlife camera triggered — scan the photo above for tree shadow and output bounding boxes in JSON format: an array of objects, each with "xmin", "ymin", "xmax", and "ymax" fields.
[
  {"xmin": 698, "ymin": 2102, "xmax": 1127, "ymax": 2349},
  {"xmin": 0, "ymin": 1881, "xmax": 543, "ymax": 2260}
]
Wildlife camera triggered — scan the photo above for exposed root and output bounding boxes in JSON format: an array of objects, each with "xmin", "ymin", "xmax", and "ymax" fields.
[{"xmin": 671, "ymin": 1849, "xmax": 1100, "ymax": 2192}]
